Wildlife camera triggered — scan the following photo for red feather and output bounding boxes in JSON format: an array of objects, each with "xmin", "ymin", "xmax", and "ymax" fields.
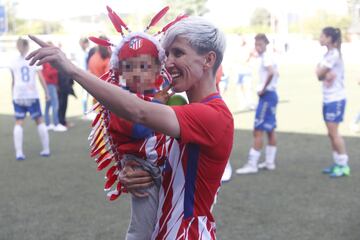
[
  {"xmin": 91, "ymin": 112, "xmax": 102, "ymax": 127},
  {"xmin": 106, "ymin": 6, "xmax": 129, "ymax": 33},
  {"xmin": 157, "ymin": 14, "xmax": 188, "ymax": 34},
  {"xmin": 107, "ymin": 12, "xmax": 124, "ymax": 35},
  {"xmin": 90, "ymin": 134, "xmax": 105, "ymax": 153},
  {"xmin": 104, "ymin": 174, "xmax": 117, "ymax": 189},
  {"xmin": 90, "ymin": 126, "xmax": 104, "ymax": 147},
  {"xmin": 89, "ymin": 102, "xmax": 101, "ymax": 113},
  {"xmin": 146, "ymin": 6, "xmax": 169, "ymax": 30},
  {"xmin": 95, "ymin": 151, "xmax": 111, "ymax": 164},
  {"xmin": 97, "ymin": 157, "xmax": 112, "ymax": 171},
  {"xmin": 91, "ymin": 143, "xmax": 106, "ymax": 157},
  {"xmin": 109, "ymin": 191, "xmax": 121, "ymax": 201},
  {"xmin": 159, "ymin": 15, "xmax": 188, "ymax": 33},
  {"xmin": 116, "ymin": 182, "xmax": 123, "ymax": 192},
  {"xmin": 99, "ymin": 71, "xmax": 110, "ymax": 81},
  {"xmin": 106, "ymin": 165, "xmax": 118, "ymax": 179},
  {"xmin": 88, "ymin": 36, "xmax": 113, "ymax": 47}
]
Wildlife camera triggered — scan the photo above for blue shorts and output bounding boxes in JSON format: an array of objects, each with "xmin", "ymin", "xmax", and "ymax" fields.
[
  {"xmin": 13, "ymin": 99, "xmax": 42, "ymax": 120},
  {"xmin": 254, "ymin": 91, "xmax": 278, "ymax": 132},
  {"xmin": 323, "ymin": 99, "xmax": 346, "ymax": 123}
]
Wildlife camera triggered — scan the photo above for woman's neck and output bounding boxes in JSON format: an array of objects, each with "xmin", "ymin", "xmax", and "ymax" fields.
[
  {"xmin": 327, "ymin": 44, "xmax": 336, "ymax": 51},
  {"xmin": 186, "ymin": 76, "xmax": 217, "ymax": 103}
]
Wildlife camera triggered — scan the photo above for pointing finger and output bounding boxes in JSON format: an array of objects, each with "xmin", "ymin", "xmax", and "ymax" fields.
[{"xmin": 28, "ymin": 35, "xmax": 50, "ymax": 48}]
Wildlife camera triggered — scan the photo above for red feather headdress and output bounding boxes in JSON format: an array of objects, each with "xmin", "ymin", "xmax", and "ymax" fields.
[{"xmin": 87, "ymin": 6, "xmax": 186, "ymax": 201}]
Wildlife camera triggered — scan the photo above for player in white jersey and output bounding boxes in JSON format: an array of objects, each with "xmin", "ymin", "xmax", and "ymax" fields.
[
  {"xmin": 236, "ymin": 33, "xmax": 279, "ymax": 174},
  {"xmin": 316, "ymin": 27, "xmax": 350, "ymax": 177},
  {"xmin": 10, "ymin": 38, "xmax": 50, "ymax": 160}
]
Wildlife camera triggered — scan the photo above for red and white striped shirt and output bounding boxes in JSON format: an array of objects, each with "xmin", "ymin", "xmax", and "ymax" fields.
[{"xmin": 152, "ymin": 93, "xmax": 234, "ymax": 240}]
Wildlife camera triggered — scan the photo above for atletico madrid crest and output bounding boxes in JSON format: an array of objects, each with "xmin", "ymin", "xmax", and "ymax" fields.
[{"xmin": 129, "ymin": 37, "xmax": 143, "ymax": 50}]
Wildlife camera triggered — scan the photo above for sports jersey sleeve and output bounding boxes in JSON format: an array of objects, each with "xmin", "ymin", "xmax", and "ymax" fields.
[
  {"xmin": 172, "ymin": 102, "xmax": 231, "ymax": 146},
  {"xmin": 320, "ymin": 49, "xmax": 340, "ymax": 69}
]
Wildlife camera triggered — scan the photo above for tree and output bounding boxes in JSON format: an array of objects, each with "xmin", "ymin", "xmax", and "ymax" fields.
[
  {"xmin": 163, "ymin": 0, "xmax": 208, "ymax": 19},
  {"xmin": 300, "ymin": 10, "xmax": 351, "ymax": 40},
  {"xmin": 250, "ymin": 8, "xmax": 271, "ymax": 28}
]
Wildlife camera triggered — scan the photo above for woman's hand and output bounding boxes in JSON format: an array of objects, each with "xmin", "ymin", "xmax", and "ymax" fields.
[
  {"xmin": 26, "ymin": 35, "xmax": 77, "ymax": 77},
  {"xmin": 119, "ymin": 160, "xmax": 154, "ymax": 198}
]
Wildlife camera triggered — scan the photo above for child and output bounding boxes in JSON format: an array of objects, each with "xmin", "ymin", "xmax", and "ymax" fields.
[
  {"xmin": 236, "ymin": 33, "xmax": 279, "ymax": 174},
  {"xmin": 88, "ymin": 6, "xmax": 184, "ymax": 240},
  {"xmin": 10, "ymin": 38, "xmax": 50, "ymax": 160},
  {"xmin": 316, "ymin": 27, "xmax": 350, "ymax": 177}
]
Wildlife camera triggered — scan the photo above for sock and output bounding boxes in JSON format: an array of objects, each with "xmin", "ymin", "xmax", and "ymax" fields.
[
  {"xmin": 13, "ymin": 125, "xmax": 24, "ymax": 157},
  {"xmin": 332, "ymin": 151, "xmax": 338, "ymax": 163},
  {"xmin": 37, "ymin": 123, "xmax": 50, "ymax": 154},
  {"xmin": 248, "ymin": 148, "xmax": 261, "ymax": 166},
  {"xmin": 335, "ymin": 154, "xmax": 348, "ymax": 166},
  {"xmin": 265, "ymin": 145, "xmax": 277, "ymax": 165}
]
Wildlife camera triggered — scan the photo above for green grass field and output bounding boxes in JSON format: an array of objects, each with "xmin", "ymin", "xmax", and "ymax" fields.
[{"xmin": 0, "ymin": 63, "xmax": 360, "ymax": 240}]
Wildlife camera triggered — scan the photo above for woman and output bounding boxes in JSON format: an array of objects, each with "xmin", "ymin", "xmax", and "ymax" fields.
[
  {"xmin": 26, "ymin": 16, "xmax": 234, "ymax": 239},
  {"xmin": 316, "ymin": 27, "xmax": 350, "ymax": 178},
  {"xmin": 236, "ymin": 33, "xmax": 279, "ymax": 174}
]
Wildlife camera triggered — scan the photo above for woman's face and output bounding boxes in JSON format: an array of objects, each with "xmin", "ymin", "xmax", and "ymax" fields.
[
  {"xmin": 319, "ymin": 33, "xmax": 331, "ymax": 46},
  {"xmin": 164, "ymin": 36, "xmax": 206, "ymax": 93},
  {"xmin": 255, "ymin": 39, "xmax": 267, "ymax": 55},
  {"xmin": 120, "ymin": 55, "xmax": 160, "ymax": 93}
]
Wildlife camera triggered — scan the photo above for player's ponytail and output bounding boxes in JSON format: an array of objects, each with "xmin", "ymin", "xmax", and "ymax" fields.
[
  {"xmin": 335, "ymin": 28, "xmax": 342, "ymax": 55},
  {"xmin": 322, "ymin": 26, "xmax": 342, "ymax": 56}
]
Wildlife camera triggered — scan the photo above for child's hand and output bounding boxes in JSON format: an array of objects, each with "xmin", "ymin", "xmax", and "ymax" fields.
[{"xmin": 153, "ymin": 85, "xmax": 175, "ymax": 104}]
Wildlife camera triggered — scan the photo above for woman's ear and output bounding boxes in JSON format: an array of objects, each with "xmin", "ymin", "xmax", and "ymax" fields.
[{"xmin": 203, "ymin": 51, "xmax": 216, "ymax": 69}]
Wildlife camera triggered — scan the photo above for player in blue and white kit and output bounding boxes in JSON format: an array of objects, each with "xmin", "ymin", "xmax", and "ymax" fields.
[
  {"xmin": 10, "ymin": 38, "xmax": 50, "ymax": 160},
  {"xmin": 236, "ymin": 33, "xmax": 279, "ymax": 174},
  {"xmin": 316, "ymin": 27, "xmax": 350, "ymax": 177}
]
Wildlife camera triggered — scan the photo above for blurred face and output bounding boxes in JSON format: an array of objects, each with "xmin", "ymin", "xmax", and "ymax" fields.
[
  {"xmin": 255, "ymin": 39, "xmax": 267, "ymax": 54},
  {"xmin": 80, "ymin": 41, "xmax": 89, "ymax": 51},
  {"xmin": 120, "ymin": 54, "xmax": 160, "ymax": 93},
  {"xmin": 17, "ymin": 42, "xmax": 29, "ymax": 56},
  {"xmin": 319, "ymin": 33, "xmax": 331, "ymax": 46},
  {"xmin": 164, "ymin": 36, "xmax": 206, "ymax": 92}
]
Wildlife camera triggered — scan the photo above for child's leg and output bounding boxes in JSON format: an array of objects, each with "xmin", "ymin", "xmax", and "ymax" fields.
[
  {"xmin": 126, "ymin": 184, "xmax": 159, "ymax": 240},
  {"xmin": 123, "ymin": 156, "xmax": 161, "ymax": 240}
]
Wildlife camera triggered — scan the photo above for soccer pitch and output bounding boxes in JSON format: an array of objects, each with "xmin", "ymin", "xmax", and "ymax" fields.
[{"xmin": 0, "ymin": 63, "xmax": 360, "ymax": 240}]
